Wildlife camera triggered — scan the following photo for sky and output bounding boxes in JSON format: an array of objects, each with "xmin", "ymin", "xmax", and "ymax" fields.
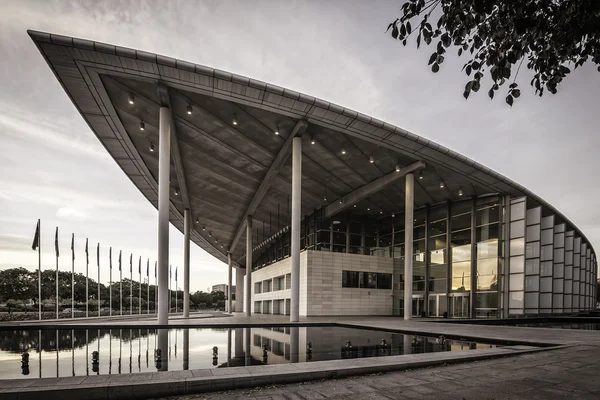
[{"xmin": 1, "ymin": 0, "xmax": 599, "ymax": 293}]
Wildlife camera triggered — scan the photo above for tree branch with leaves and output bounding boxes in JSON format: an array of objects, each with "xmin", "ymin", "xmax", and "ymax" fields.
[{"xmin": 386, "ymin": 0, "xmax": 600, "ymax": 106}]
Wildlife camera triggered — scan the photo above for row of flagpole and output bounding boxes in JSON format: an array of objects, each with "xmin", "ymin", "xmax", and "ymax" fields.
[{"xmin": 31, "ymin": 219, "xmax": 181, "ymax": 320}]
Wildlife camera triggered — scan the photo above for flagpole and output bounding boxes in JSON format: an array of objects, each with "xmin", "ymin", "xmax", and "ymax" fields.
[
  {"xmin": 138, "ymin": 256, "xmax": 142, "ymax": 315},
  {"xmin": 109, "ymin": 247, "xmax": 112, "ymax": 317},
  {"xmin": 85, "ymin": 238, "xmax": 89, "ymax": 318},
  {"xmin": 33, "ymin": 219, "xmax": 41, "ymax": 320},
  {"xmin": 55, "ymin": 227, "xmax": 59, "ymax": 319},
  {"xmin": 147, "ymin": 259, "xmax": 150, "ymax": 315},
  {"xmin": 119, "ymin": 250, "xmax": 122, "ymax": 316},
  {"xmin": 71, "ymin": 233, "xmax": 74, "ymax": 319},
  {"xmin": 97, "ymin": 243, "xmax": 101, "ymax": 317},
  {"xmin": 130, "ymin": 254, "xmax": 133, "ymax": 316}
]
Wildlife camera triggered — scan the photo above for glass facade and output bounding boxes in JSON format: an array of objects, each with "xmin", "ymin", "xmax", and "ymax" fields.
[{"xmin": 250, "ymin": 195, "xmax": 597, "ymax": 319}]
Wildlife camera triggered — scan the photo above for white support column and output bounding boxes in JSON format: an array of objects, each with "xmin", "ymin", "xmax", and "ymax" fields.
[
  {"xmin": 245, "ymin": 215, "xmax": 252, "ymax": 317},
  {"xmin": 235, "ymin": 267, "xmax": 244, "ymax": 312},
  {"xmin": 183, "ymin": 208, "xmax": 190, "ymax": 318},
  {"xmin": 227, "ymin": 253, "xmax": 233, "ymax": 313},
  {"xmin": 291, "ymin": 136, "xmax": 302, "ymax": 322},
  {"xmin": 404, "ymin": 173, "xmax": 414, "ymax": 320},
  {"xmin": 157, "ymin": 107, "xmax": 171, "ymax": 325}
]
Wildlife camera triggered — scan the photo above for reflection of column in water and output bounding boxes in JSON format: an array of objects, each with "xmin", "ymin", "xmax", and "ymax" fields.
[
  {"xmin": 403, "ymin": 334, "xmax": 412, "ymax": 355},
  {"xmin": 174, "ymin": 328, "xmax": 178, "ymax": 359},
  {"xmin": 290, "ymin": 327, "xmax": 299, "ymax": 363},
  {"xmin": 157, "ymin": 328, "xmax": 168, "ymax": 371},
  {"xmin": 109, "ymin": 329, "xmax": 112, "ymax": 375},
  {"xmin": 129, "ymin": 328, "xmax": 132, "ymax": 374},
  {"xmin": 168, "ymin": 330, "xmax": 171, "ymax": 361},
  {"xmin": 234, "ymin": 328, "xmax": 243, "ymax": 359},
  {"xmin": 97, "ymin": 328, "xmax": 100, "ymax": 374},
  {"xmin": 118, "ymin": 329, "xmax": 122, "ymax": 374},
  {"xmin": 183, "ymin": 329, "xmax": 189, "ymax": 370},
  {"xmin": 138, "ymin": 329, "xmax": 141, "ymax": 372},
  {"xmin": 55, "ymin": 330, "xmax": 59, "ymax": 377},
  {"xmin": 71, "ymin": 329, "xmax": 75, "ymax": 377},
  {"xmin": 146, "ymin": 329, "xmax": 150, "ymax": 368},
  {"xmin": 227, "ymin": 329, "xmax": 231, "ymax": 367},
  {"xmin": 244, "ymin": 327, "xmax": 251, "ymax": 366},
  {"xmin": 38, "ymin": 330, "xmax": 41, "ymax": 379},
  {"xmin": 86, "ymin": 330, "xmax": 89, "ymax": 376}
]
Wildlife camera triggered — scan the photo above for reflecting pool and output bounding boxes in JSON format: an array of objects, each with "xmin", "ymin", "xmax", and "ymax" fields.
[{"xmin": 0, "ymin": 326, "xmax": 498, "ymax": 380}]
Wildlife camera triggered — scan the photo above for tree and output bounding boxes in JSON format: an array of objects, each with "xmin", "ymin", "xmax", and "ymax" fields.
[
  {"xmin": 386, "ymin": 0, "xmax": 600, "ymax": 105},
  {"xmin": 0, "ymin": 268, "xmax": 36, "ymax": 304}
]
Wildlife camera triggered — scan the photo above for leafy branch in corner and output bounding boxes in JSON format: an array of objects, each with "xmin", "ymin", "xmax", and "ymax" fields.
[{"xmin": 386, "ymin": 0, "xmax": 600, "ymax": 106}]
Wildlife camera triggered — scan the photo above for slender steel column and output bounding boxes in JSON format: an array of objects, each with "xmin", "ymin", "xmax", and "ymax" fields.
[
  {"xmin": 183, "ymin": 208, "xmax": 190, "ymax": 318},
  {"xmin": 227, "ymin": 253, "xmax": 233, "ymax": 313},
  {"xmin": 245, "ymin": 215, "xmax": 252, "ymax": 316},
  {"xmin": 158, "ymin": 107, "xmax": 171, "ymax": 325},
  {"xmin": 235, "ymin": 267, "xmax": 244, "ymax": 312},
  {"xmin": 291, "ymin": 136, "xmax": 302, "ymax": 322},
  {"xmin": 404, "ymin": 173, "xmax": 415, "ymax": 320}
]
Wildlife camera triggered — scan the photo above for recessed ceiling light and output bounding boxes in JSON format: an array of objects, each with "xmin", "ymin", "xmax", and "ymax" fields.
[
  {"xmin": 311, "ymin": 137, "xmax": 315, "ymax": 145},
  {"xmin": 274, "ymin": 125, "xmax": 279, "ymax": 135},
  {"xmin": 419, "ymin": 171, "xmax": 423, "ymax": 180},
  {"xmin": 149, "ymin": 142, "xmax": 155, "ymax": 152},
  {"xmin": 174, "ymin": 187, "xmax": 180, "ymax": 196},
  {"xmin": 458, "ymin": 188, "xmax": 463, "ymax": 196},
  {"xmin": 396, "ymin": 165, "xmax": 400, "ymax": 172},
  {"xmin": 195, "ymin": 218, "xmax": 199, "ymax": 224},
  {"xmin": 187, "ymin": 104, "xmax": 192, "ymax": 115},
  {"xmin": 440, "ymin": 182, "xmax": 445, "ymax": 188},
  {"xmin": 369, "ymin": 155, "xmax": 374, "ymax": 164},
  {"xmin": 139, "ymin": 121, "xmax": 145, "ymax": 131},
  {"xmin": 233, "ymin": 113, "xmax": 238, "ymax": 125},
  {"xmin": 128, "ymin": 93, "xmax": 134, "ymax": 105},
  {"xmin": 341, "ymin": 149, "xmax": 346, "ymax": 155}
]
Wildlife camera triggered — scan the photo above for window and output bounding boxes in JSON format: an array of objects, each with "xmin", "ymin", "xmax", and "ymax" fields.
[
  {"xmin": 342, "ymin": 270, "xmax": 391, "ymax": 289},
  {"xmin": 342, "ymin": 271, "xmax": 360, "ymax": 288}
]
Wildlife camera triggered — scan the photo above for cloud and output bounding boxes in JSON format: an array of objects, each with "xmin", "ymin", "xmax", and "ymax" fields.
[{"xmin": 56, "ymin": 207, "xmax": 86, "ymax": 221}]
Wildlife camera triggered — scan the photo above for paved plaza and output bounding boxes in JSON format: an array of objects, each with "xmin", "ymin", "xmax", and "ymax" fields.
[
  {"xmin": 2, "ymin": 314, "xmax": 600, "ymax": 399},
  {"xmin": 161, "ymin": 345, "xmax": 600, "ymax": 400}
]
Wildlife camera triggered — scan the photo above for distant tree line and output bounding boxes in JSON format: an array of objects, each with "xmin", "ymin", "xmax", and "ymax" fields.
[{"xmin": 0, "ymin": 267, "xmax": 230, "ymax": 312}]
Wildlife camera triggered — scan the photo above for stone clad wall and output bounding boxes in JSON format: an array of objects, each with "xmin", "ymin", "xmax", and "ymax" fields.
[
  {"xmin": 250, "ymin": 251, "xmax": 394, "ymax": 316},
  {"xmin": 305, "ymin": 251, "xmax": 394, "ymax": 316}
]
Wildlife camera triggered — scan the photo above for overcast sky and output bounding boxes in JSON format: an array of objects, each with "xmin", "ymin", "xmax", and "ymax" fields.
[{"xmin": 1, "ymin": 0, "xmax": 599, "ymax": 293}]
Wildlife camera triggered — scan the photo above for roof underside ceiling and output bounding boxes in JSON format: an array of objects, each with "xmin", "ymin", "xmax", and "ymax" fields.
[
  {"xmin": 28, "ymin": 31, "xmax": 594, "ymax": 265},
  {"xmin": 101, "ymin": 74, "xmax": 497, "ymax": 262}
]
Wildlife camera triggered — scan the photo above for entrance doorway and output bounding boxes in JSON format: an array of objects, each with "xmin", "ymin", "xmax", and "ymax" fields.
[
  {"xmin": 450, "ymin": 293, "xmax": 470, "ymax": 318},
  {"xmin": 428, "ymin": 294, "xmax": 447, "ymax": 317},
  {"xmin": 398, "ymin": 295, "xmax": 425, "ymax": 317}
]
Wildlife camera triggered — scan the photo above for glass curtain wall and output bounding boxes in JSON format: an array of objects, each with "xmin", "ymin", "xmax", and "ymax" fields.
[
  {"xmin": 553, "ymin": 223, "xmax": 566, "ymax": 313},
  {"xmin": 450, "ymin": 200, "xmax": 472, "ymax": 318},
  {"xmin": 475, "ymin": 197, "xmax": 500, "ymax": 318},
  {"xmin": 564, "ymin": 231, "xmax": 574, "ymax": 312},
  {"xmin": 539, "ymin": 215, "xmax": 555, "ymax": 313}
]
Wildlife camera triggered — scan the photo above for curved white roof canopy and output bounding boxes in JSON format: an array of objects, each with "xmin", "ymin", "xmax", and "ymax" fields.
[{"xmin": 28, "ymin": 30, "xmax": 595, "ymax": 266}]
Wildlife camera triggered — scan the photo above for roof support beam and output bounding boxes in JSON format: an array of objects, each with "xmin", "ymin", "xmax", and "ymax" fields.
[
  {"xmin": 228, "ymin": 120, "xmax": 308, "ymax": 253},
  {"xmin": 324, "ymin": 161, "xmax": 426, "ymax": 218},
  {"xmin": 156, "ymin": 83, "xmax": 191, "ymax": 210}
]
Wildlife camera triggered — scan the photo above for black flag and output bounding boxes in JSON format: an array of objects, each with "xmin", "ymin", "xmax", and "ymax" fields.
[
  {"xmin": 138, "ymin": 256, "xmax": 141, "ymax": 274},
  {"xmin": 54, "ymin": 227, "xmax": 59, "ymax": 257},
  {"xmin": 154, "ymin": 261, "xmax": 157, "ymax": 278},
  {"xmin": 175, "ymin": 267, "xmax": 178, "ymax": 282},
  {"xmin": 119, "ymin": 250, "xmax": 122, "ymax": 271},
  {"xmin": 71, "ymin": 233, "xmax": 75, "ymax": 261},
  {"xmin": 32, "ymin": 220, "xmax": 40, "ymax": 250},
  {"xmin": 85, "ymin": 238, "xmax": 89, "ymax": 264},
  {"xmin": 130, "ymin": 254, "xmax": 132, "ymax": 273},
  {"xmin": 146, "ymin": 259, "xmax": 149, "ymax": 277},
  {"xmin": 109, "ymin": 247, "xmax": 112, "ymax": 269},
  {"xmin": 97, "ymin": 243, "xmax": 100, "ymax": 267}
]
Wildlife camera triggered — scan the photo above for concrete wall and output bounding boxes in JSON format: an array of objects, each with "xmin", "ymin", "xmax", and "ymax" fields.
[
  {"xmin": 306, "ymin": 251, "xmax": 394, "ymax": 316},
  {"xmin": 251, "ymin": 251, "xmax": 394, "ymax": 316}
]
